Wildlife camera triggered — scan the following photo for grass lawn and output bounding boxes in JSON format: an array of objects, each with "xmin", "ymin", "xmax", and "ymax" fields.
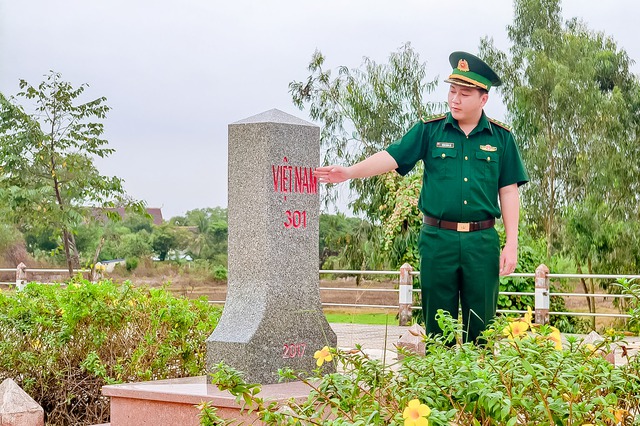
[{"xmin": 325, "ymin": 311, "xmax": 399, "ymax": 325}]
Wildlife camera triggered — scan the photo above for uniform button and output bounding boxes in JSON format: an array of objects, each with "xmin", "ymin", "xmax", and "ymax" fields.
[
  {"xmin": 464, "ymin": 156, "xmax": 468, "ymax": 160},
  {"xmin": 487, "ymin": 156, "xmax": 491, "ymax": 162},
  {"xmin": 441, "ymin": 153, "xmax": 446, "ymax": 158},
  {"xmin": 464, "ymin": 178, "xmax": 468, "ymax": 182},
  {"xmin": 464, "ymin": 200, "xmax": 468, "ymax": 205}
]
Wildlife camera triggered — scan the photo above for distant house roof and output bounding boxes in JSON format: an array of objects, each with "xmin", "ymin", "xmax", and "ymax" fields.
[
  {"xmin": 115, "ymin": 207, "xmax": 164, "ymax": 226},
  {"xmin": 92, "ymin": 207, "xmax": 164, "ymax": 226},
  {"xmin": 146, "ymin": 208, "xmax": 164, "ymax": 225}
]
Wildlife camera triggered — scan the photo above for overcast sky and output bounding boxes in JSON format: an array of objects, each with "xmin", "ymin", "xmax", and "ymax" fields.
[{"xmin": 1, "ymin": 1, "xmax": 638, "ymax": 220}]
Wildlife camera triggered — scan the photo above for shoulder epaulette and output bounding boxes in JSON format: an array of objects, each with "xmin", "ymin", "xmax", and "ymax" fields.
[
  {"xmin": 420, "ymin": 113, "xmax": 446, "ymax": 124},
  {"xmin": 489, "ymin": 117, "xmax": 512, "ymax": 132}
]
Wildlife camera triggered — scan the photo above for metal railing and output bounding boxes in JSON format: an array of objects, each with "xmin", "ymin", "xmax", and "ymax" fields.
[
  {"xmin": 4, "ymin": 262, "xmax": 638, "ymax": 328},
  {"xmin": 317, "ymin": 264, "xmax": 639, "ymax": 326},
  {"xmin": 206, "ymin": 265, "xmax": 639, "ymax": 325},
  {"xmin": 0, "ymin": 263, "xmax": 91, "ymax": 290}
]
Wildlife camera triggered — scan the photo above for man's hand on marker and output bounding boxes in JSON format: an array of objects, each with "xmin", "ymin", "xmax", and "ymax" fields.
[{"xmin": 314, "ymin": 165, "xmax": 350, "ymax": 184}]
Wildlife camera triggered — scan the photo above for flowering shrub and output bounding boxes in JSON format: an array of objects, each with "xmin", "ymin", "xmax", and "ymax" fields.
[
  {"xmin": 202, "ymin": 309, "xmax": 640, "ymax": 425},
  {"xmin": 502, "ymin": 307, "xmax": 563, "ymax": 350}
]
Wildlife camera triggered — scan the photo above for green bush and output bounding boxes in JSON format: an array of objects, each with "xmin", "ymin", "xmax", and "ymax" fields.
[
  {"xmin": 620, "ymin": 278, "xmax": 640, "ymax": 335},
  {"xmin": 205, "ymin": 311, "xmax": 640, "ymax": 425},
  {"xmin": 212, "ymin": 265, "xmax": 228, "ymax": 281},
  {"xmin": 0, "ymin": 279, "xmax": 221, "ymax": 425},
  {"xmin": 125, "ymin": 257, "xmax": 139, "ymax": 272}
]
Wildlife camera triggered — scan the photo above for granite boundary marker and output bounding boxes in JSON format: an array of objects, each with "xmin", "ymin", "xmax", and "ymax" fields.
[{"xmin": 206, "ymin": 109, "xmax": 337, "ymax": 384}]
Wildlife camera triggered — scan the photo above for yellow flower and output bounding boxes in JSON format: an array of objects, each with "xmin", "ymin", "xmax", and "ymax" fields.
[
  {"xmin": 313, "ymin": 346, "xmax": 332, "ymax": 367},
  {"xmin": 607, "ymin": 407, "xmax": 626, "ymax": 423},
  {"xmin": 503, "ymin": 320, "xmax": 529, "ymax": 339},
  {"xmin": 403, "ymin": 399, "xmax": 431, "ymax": 426},
  {"xmin": 548, "ymin": 326, "xmax": 563, "ymax": 350},
  {"xmin": 584, "ymin": 343, "xmax": 599, "ymax": 357},
  {"xmin": 523, "ymin": 306, "xmax": 533, "ymax": 326}
]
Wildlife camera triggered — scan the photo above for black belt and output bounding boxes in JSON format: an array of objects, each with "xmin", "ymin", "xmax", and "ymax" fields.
[{"xmin": 423, "ymin": 216, "xmax": 495, "ymax": 232}]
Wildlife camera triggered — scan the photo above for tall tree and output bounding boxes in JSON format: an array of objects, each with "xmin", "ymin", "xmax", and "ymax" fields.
[
  {"xmin": 290, "ymin": 43, "xmax": 444, "ymax": 267},
  {"xmin": 480, "ymin": 0, "xmax": 640, "ymax": 257},
  {"xmin": 150, "ymin": 223, "xmax": 189, "ymax": 262},
  {"xmin": 480, "ymin": 0, "xmax": 640, "ymax": 322},
  {"xmin": 0, "ymin": 72, "xmax": 145, "ymax": 275},
  {"xmin": 171, "ymin": 207, "xmax": 228, "ymax": 262},
  {"xmin": 290, "ymin": 42, "xmax": 443, "ymax": 221}
]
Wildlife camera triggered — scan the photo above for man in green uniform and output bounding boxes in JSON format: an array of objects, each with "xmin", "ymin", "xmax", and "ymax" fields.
[{"xmin": 315, "ymin": 51, "xmax": 529, "ymax": 343}]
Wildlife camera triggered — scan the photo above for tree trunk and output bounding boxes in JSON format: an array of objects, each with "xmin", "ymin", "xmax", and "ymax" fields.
[
  {"xmin": 577, "ymin": 263, "xmax": 593, "ymax": 314},
  {"xmin": 68, "ymin": 232, "xmax": 80, "ymax": 269},
  {"xmin": 90, "ymin": 237, "xmax": 105, "ymax": 281},
  {"xmin": 62, "ymin": 228, "xmax": 74, "ymax": 276},
  {"xmin": 545, "ymin": 125, "xmax": 557, "ymax": 259}
]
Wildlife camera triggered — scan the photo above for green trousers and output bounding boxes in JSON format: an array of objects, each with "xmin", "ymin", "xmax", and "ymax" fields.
[{"xmin": 419, "ymin": 224, "xmax": 500, "ymax": 343}]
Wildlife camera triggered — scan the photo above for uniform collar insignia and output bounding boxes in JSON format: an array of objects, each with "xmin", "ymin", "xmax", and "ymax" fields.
[
  {"xmin": 480, "ymin": 144, "xmax": 497, "ymax": 152},
  {"xmin": 457, "ymin": 59, "xmax": 469, "ymax": 72}
]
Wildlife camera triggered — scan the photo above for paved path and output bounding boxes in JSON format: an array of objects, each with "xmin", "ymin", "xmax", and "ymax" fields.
[
  {"xmin": 330, "ymin": 323, "xmax": 410, "ymax": 352},
  {"xmin": 329, "ymin": 322, "xmax": 409, "ymax": 365},
  {"xmin": 330, "ymin": 323, "xmax": 640, "ymax": 366}
]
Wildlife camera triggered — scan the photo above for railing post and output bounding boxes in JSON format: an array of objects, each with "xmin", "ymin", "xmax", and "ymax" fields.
[
  {"xmin": 15, "ymin": 262, "xmax": 27, "ymax": 291},
  {"xmin": 399, "ymin": 263, "xmax": 413, "ymax": 326},
  {"xmin": 535, "ymin": 264, "xmax": 550, "ymax": 325}
]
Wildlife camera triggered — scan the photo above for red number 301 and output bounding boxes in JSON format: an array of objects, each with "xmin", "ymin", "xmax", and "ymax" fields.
[{"xmin": 284, "ymin": 210, "xmax": 307, "ymax": 229}]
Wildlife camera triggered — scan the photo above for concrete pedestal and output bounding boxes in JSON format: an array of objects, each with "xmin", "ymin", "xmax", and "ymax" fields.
[{"xmin": 102, "ymin": 376, "xmax": 311, "ymax": 426}]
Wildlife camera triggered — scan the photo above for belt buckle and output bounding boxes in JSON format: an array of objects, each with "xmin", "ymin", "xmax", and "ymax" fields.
[{"xmin": 457, "ymin": 222, "xmax": 470, "ymax": 232}]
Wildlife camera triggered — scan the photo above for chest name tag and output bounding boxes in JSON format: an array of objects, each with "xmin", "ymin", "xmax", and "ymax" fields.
[
  {"xmin": 436, "ymin": 142, "xmax": 455, "ymax": 149},
  {"xmin": 480, "ymin": 144, "xmax": 497, "ymax": 152}
]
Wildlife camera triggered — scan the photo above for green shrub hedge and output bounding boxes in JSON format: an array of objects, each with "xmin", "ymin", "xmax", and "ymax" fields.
[
  {"xmin": 0, "ymin": 279, "xmax": 221, "ymax": 425},
  {"xmin": 205, "ymin": 312, "xmax": 640, "ymax": 425}
]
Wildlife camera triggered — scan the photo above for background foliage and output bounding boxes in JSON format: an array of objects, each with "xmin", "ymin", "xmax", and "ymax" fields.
[
  {"xmin": 480, "ymin": 0, "xmax": 640, "ymax": 277},
  {"xmin": 0, "ymin": 72, "xmax": 146, "ymax": 275},
  {"xmin": 289, "ymin": 0, "xmax": 640, "ymax": 315}
]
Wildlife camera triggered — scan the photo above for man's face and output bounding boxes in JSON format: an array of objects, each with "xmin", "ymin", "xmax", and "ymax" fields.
[{"xmin": 447, "ymin": 84, "xmax": 488, "ymax": 123}]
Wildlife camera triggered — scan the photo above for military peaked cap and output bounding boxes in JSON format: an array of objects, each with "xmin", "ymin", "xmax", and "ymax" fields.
[{"xmin": 444, "ymin": 51, "xmax": 502, "ymax": 91}]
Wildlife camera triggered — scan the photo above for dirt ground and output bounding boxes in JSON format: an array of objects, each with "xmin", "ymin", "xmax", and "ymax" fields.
[{"xmin": 124, "ymin": 274, "xmax": 625, "ymax": 331}]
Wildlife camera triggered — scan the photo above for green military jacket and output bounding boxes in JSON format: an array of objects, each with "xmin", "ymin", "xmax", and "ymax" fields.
[{"xmin": 386, "ymin": 111, "xmax": 528, "ymax": 223}]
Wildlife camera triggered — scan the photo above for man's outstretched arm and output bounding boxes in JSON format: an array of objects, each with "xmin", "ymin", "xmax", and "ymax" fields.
[{"xmin": 314, "ymin": 151, "xmax": 399, "ymax": 184}]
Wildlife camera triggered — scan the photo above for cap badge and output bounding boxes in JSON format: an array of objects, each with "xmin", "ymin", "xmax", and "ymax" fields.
[{"xmin": 457, "ymin": 59, "xmax": 469, "ymax": 72}]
